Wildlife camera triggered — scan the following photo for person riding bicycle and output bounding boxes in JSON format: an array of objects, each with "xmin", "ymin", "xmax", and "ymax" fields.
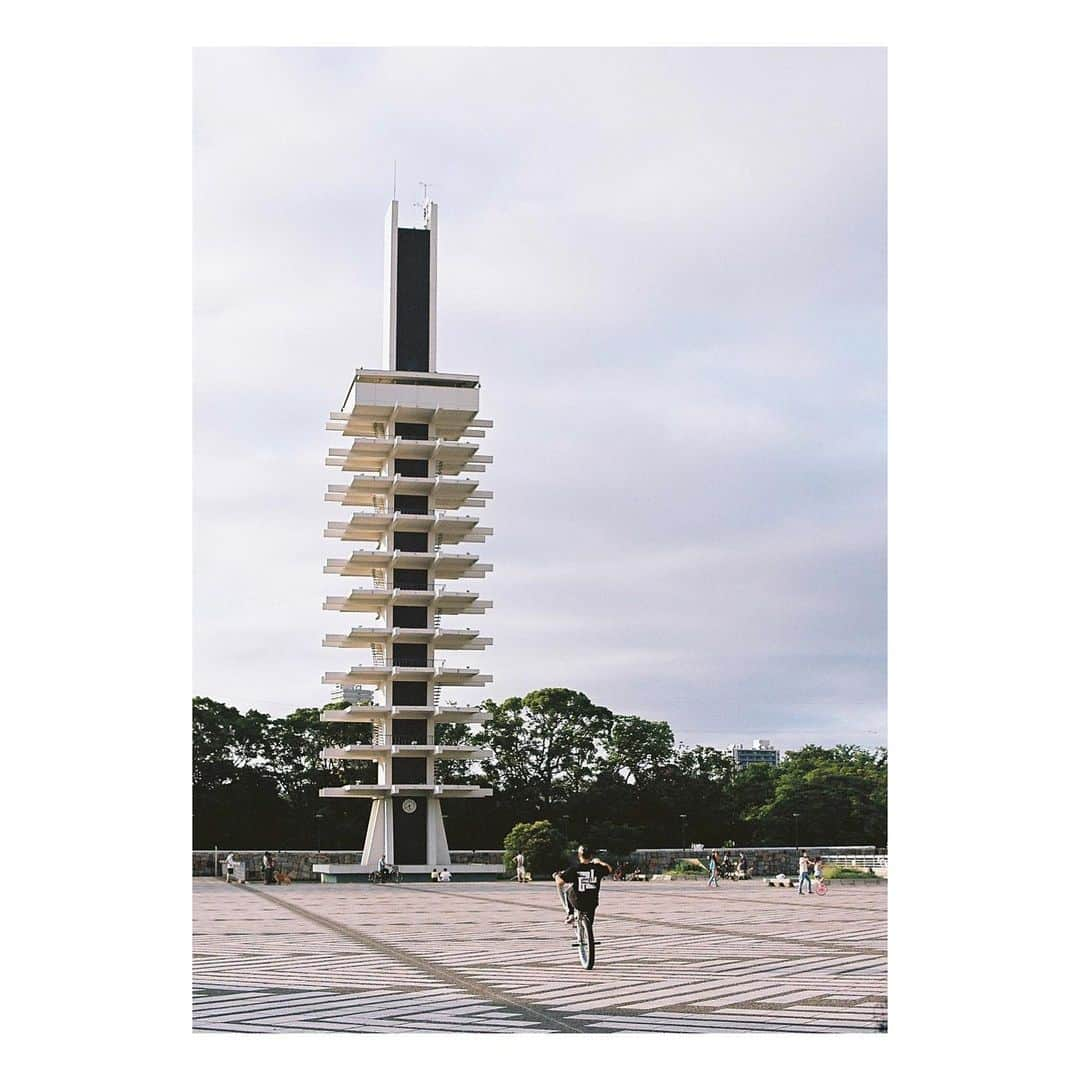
[
  {"xmin": 377, "ymin": 853, "xmax": 390, "ymax": 883},
  {"xmin": 555, "ymin": 846, "xmax": 612, "ymax": 927}
]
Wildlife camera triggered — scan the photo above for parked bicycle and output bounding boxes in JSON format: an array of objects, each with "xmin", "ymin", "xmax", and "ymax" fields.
[{"xmin": 369, "ymin": 865, "xmax": 401, "ymax": 884}]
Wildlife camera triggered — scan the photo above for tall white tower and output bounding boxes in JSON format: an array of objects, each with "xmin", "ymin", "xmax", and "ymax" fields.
[{"xmin": 315, "ymin": 200, "xmax": 497, "ymax": 881}]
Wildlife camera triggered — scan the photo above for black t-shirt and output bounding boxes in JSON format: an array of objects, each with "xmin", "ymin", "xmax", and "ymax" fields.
[{"xmin": 560, "ymin": 861, "xmax": 609, "ymax": 907}]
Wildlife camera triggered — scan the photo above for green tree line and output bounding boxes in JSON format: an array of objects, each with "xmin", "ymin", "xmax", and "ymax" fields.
[{"xmin": 192, "ymin": 688, "xmax": 886, "ymax": 852}]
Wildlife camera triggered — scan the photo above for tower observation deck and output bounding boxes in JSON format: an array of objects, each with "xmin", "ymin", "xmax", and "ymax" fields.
[{"xmin": 315, "ymin": 200, "xmax": 498, "ymax": 881}]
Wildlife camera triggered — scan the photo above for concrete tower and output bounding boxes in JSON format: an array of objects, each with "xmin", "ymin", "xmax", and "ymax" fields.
[{"xmin": 314, "ymin": 200, "xmax": 498, "ymax": 881}]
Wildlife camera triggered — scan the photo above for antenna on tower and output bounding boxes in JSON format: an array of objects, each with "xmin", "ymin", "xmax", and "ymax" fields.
[
  {"xmin": 393, "ymin": 160, "xmax": 397, "ymax": 200},
  {"xmin": 414, "ymin": 181, "xmax": 434, "ymax": 227}
]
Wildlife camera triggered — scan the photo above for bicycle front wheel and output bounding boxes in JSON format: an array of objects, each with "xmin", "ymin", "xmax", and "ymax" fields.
[{"xmin": 576, "ymin": 913, "xmax": 595, "ymax": 970}]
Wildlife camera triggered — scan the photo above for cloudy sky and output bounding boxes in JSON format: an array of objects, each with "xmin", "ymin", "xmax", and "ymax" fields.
[{"xmin": 194, "ymin": 47, "xmax": 886, "ymax": 753}]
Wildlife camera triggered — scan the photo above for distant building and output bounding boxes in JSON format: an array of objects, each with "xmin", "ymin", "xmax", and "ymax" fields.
[
  {"xmin": 727, "ymin": 739, "xmax": 781, "ymax": 768},
  {"xmin": 330, "ymin": 685, "xmax": 375, "ymax": 706}
]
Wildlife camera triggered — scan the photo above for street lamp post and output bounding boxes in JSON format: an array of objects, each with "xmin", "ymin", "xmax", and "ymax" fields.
[
  {"xmin": 679, "ymin": 813, "xmax": 688, "ymax": 853},
  {"xmin": 793, "ymin": 812, "xmax": 800, "ymax": 857},
  {"xmin": 315, "ymin": 812, "xmax": 325, "ymax": 853}
]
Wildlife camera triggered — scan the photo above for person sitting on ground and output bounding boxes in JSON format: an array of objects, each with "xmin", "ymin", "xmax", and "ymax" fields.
[
  {"xmin": 555, "ymin": 846, "xmax": 613, "ymax": 926},
  {"xmin": 438, "ymin": 867, "xmax": 452, "ymax": 882},
  {"xmin": 430, "ymin": 867, "xmax": 439, "ymax": 882}
]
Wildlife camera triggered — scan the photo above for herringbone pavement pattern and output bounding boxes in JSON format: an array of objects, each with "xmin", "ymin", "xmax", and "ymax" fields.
[{"xmin": 193, "ymin": 877, "xmax": 886, "ymax": 1033}]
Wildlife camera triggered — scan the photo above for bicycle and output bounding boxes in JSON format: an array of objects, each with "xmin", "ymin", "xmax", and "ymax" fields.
[
  {"xmin": 814, "ymin": 876, "xmax": 828, "ymax": 895},
  {"xmin": 572, "ymin": 908, "xmax": 595, "ymax": 970},
  {"xmin": 368, "ymin": 867, "xmax": 402, "ymax": 884}
]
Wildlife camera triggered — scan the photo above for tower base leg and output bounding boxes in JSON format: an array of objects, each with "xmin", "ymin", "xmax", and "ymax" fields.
[
  {"xmin": 361, "ymin": 796, "xmax": 390, "ymax": 865},
  {"xmin": 427, "ymin": 797, "xmax": 451, "ymax": 866}
]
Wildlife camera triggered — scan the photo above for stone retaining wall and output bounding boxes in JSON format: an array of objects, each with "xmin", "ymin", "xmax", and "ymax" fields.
[
  {"xmin": 627, "ymin": 846, "xmax": 878, "ymax": 877},
  {"xmin": 193, "ymin": 850, "xmax": 506, "ymax": 881},
  {"xmin": 194, "ymin": 851, "xmax": 362, "ymax": 882},
  {"xmin": 194, "ymin": 845, "xmax": 879, "ymax": 881}
]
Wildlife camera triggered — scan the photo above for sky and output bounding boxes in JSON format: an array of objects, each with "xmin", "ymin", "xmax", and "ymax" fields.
[{"xmin": 193, "ymin": 47, "xmax": 886, "ymax": 753}]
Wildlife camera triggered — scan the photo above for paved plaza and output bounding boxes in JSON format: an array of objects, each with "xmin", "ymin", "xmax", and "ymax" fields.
[{"xmin": 193, "ymin": 877, "xmax": 887, "ymax": 1033}]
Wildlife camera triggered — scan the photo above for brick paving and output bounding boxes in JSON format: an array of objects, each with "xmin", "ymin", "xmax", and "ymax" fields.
[{"xmin": 193, "ymin": 877, "xmax": 886, "ymax": 1033}]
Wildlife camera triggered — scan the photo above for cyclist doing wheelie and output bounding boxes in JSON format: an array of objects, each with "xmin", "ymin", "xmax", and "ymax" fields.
[
  {"xmin": 555, "ymin": 846, "xmax": 612, "ymax": 927},
  {"xmin": 555, "ymin": 846, "xmax": 612, "ymax": 969}
]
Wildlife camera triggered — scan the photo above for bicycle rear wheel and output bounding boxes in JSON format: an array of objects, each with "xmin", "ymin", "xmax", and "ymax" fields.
[{"xmin": 576, "ymin": 913, "xmax": 595, "ymax": 970}]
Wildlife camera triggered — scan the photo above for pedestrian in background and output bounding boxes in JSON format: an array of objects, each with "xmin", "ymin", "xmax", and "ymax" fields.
[
  {"xmin": 797, "ymin": 851, "xmax": 812, "ymax": 895},
  {"xmin": 707, "ymin": 850, "xmax": 719, "ymax": 887}
]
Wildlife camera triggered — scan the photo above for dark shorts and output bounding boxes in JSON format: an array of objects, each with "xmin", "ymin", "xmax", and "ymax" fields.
[{"xmin": 568, "ymin": 891, "xmax": 598, "ymax": 917}]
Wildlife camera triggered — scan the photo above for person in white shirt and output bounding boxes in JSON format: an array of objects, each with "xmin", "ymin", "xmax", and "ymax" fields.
[
  {"xmin": 515, "ymin": 852, "xmax": 526, "ymax": 883},
  {"xmin": 224, "ymin": 853, "xmax": 238, "ymax": 883},
  {"xmin": 797, "ymin": 851, "xmax": 813, "ymax": 895},
  {"xmin": 438, "ymin": 867, "xmax": 452, "ymax": 882}
]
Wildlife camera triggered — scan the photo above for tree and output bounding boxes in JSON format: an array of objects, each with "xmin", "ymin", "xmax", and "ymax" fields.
[
  {"xmin": 193, "ymin": 698, "xmax": 375, "ymax": 848},
  {"xmin": 480, "ymin": 689, "xmax": 613, "ymax": 816},
  {"xmin": 193, "ymin": 693, "xmax": 887, "ymax": 852},
  {"xmin": 503, "ymin": 819, "xmax": 569, "ymax": 878},
  {"xmin": 433, "ymin": 721, "xmax": 482, "ymax": 784},
  {"xmin": 731, "ymin": 762, "xmax": 780, "ymax": 843},
  {"xmin": 600, "ymin": 714, "xmax": 675, "ymax": 785},
  {"xmin": 743, "ymin": 746, "xmax": 887, "ymax": 848},
  {"xmin": 193, "ymin": 697, "xmax": 267, "ymax": 788}
]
